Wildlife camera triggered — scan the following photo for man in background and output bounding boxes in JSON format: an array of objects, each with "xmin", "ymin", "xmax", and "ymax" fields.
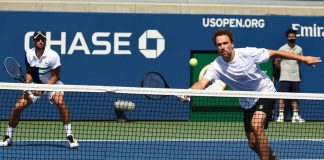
[{"xmin": 275, "ymin": 29, "xmax": 305, "ymax": 123}]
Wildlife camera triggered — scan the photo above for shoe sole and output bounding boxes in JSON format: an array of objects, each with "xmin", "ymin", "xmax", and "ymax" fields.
[{"xmin": 69, "ymin": 143, "xmax": 79, "ymax": 148}]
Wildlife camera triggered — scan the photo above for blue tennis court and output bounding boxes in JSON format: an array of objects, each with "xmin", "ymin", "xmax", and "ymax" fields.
[
  {"xmin": 1, "ymin": 86, "xmax": 324, "ymax": 159},
  {"xmin": 0, "ymin": 140, "xmax": 323, "ymax": 159}
]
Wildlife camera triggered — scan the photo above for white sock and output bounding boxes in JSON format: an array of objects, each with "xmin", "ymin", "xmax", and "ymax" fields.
[
  {"xmin": 293, "ymin": 111, "xmax": 299, "ymax": 117},
  {"xmin": 64, "ymin": 124, "xmax": 72, "ymax": 136},
  {"xmin": 279, "ymin": 111, "xmax": 284, "ymax": 117},
  {"xmin": 6, "ymin": 126, "xmax": 14, "ymax": 138}
]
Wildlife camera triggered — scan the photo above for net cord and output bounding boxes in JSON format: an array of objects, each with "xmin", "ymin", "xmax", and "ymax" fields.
[{"xmin": 0, "ymin": 82, "xmax": 323, "ymax": 100}]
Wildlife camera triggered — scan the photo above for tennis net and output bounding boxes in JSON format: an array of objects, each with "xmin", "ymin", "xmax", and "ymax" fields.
[{"xmin": 0, "ymin": 82, "xmax": 323, "ymax": 159}]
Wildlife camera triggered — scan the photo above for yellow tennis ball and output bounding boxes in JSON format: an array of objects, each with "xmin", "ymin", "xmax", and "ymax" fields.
[{"xmin": 189, "ymin": 58, "xmax": 198, "ymax": 67}]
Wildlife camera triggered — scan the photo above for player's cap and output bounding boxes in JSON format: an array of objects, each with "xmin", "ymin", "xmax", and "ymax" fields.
[{"xmin": 33, "ymin": 30, "xmax": 46, "ymax": 39}]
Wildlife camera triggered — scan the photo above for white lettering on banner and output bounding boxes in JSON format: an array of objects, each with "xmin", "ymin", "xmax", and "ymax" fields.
[
  {"xmin": 114, "ymin": 32, "xmax": 132, "ymax": 55},
  {"xmin": 292, "ymin": 23, "xmax": 324, "ymax": 37},
  {"xmin": 67, "ymin": 32, "xmax": 90, "ymax": 55},
  {"xmin": 92, "ymin": 32, "xmax": 111, "ymax": 55},
  {"xmin": 24, "ymin": 32, "xmax": 34, "ymax": 52},
  {"xmin": 24, "ymin": 30, "xmax": 165, "ymax": 59},
  {"xmin": 47, "ymin": 32, "xmax": 66, "ymax": 54},
  {"xmin": 202, "ymin": 18, "xmax": 265, "ymax": 28}
]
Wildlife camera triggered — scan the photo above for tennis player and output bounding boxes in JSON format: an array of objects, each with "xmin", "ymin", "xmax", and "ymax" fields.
[
  {"xmin": 183, "ymin": 29, "xmax": 321, "ymax": 159},
  {"xmin": 0, "ymin": 30, "xmax": 79, "ymax": 148}
]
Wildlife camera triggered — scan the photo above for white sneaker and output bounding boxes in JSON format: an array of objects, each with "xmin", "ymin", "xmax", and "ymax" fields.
[
  {"xmin": 292, "ymin": 115, "xmax": 305, "ymax": 123},
  {"xmin": 67, "ymin": 135, "xmax": 79, "ymax": 148},
  {"xmin": 0, "ymin": 135, "xmax": 13, "ymax": 147},
  {"xmin": 276, "ymin": 115, "xmax": 284, "ymax": 122}
]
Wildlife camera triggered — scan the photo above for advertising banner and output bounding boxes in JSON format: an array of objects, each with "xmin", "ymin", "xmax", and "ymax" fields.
[{"xmin": 0, "ymin": 11, "xmax": 323, "ymax": 120}]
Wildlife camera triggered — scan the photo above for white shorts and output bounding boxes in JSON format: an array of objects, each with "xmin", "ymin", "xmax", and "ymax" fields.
[
  {"xmin": 27, "ymin": 82, "xmax": 64, "ymax": 104},
  {"xmin": 27, "ymin": 90, "xmax": 64, "ymax": 104}
]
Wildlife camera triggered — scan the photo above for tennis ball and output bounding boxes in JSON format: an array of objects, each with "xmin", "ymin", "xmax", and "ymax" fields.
[
  {"xmin": 189, "ymin": 58, "xmax": 198, "ymax": 67},
  {"xmin": 115, "ymin": 100, "xmax": 136, "ymax": 111},
  {"xmin": 126, "ymin": 103, "xmax": 135, "ymax": 111}
]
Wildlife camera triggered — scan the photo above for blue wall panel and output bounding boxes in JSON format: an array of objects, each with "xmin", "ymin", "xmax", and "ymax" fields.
[{"xmin": 0, "ymin": 11, "xmax": 323, "ymax": 120}]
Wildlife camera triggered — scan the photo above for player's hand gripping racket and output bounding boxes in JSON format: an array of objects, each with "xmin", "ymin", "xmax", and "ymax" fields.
[
  {"xmin": 3, "ymin": 57, "xmax": 26, "ymax": 82},
  {"xmin": 141, "ymin": 72, "xmax": 190, "ymax": 101}
]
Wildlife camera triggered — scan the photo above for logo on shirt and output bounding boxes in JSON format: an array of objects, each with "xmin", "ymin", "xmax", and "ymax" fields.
[{"xmin": 258, "ymin": 105, "xmax": 263, "ymax": 110}]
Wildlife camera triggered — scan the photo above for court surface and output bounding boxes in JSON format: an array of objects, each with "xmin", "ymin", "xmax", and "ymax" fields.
[{"xmin": 0, "ymin": 121, "xmax": 323, "ymax": 159}]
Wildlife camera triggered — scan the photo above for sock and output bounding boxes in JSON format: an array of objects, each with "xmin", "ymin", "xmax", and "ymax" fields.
[
  {"xmin": 64, "ymin": 123, "xmax": 72, "ymax": 136},
  {"xmin": 6, "ymin": 126, "xmax": 14, "ymax": 138},
  {"xmin": 293, "ymin": 111, "xmax": 299, "ymax": 117},
  {"xmin": 279, "ymin": 111, "xmax": 284, "ymax": 117}
]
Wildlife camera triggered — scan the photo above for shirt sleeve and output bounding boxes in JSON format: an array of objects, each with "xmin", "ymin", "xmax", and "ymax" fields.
[
  {"xmin": 244, "ymin": 47, "xmax": 270, "ymax": 64},
  {"xmin": 202, "ymin": 61, "xmax": 219, "ymax": 83}
]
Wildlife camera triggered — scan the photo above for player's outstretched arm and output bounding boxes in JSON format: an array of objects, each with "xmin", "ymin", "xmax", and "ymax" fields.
[
  {"xmin": 302, "ymin": 56, "xmax": 322, "ymax": 66},
  {"xmin": 179, "ymin": 78, "xmax": 210, "ymax": 102},
  {"xmin": 268, "ymin": 49, "xmax": 321, "ymax": 67},
  {"xmin": 191, "ymin": 78, "xmax": 210, "ymax": 90}
]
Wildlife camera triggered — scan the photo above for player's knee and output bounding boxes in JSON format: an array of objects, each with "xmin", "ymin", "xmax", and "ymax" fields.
[
  {"xmin": 14, "ymin": 102, "xmax": 28, "ymax": 111},
  {"xmin": 251, "ymin": 123, "xmax": 264, "ymax": 134},
  {"xmin": 52, "ymin": 94, "xmax": 65, "ymax": 104},
  {"xmin": 52, "ymin": 96, "xmax": 64, "ymax": 105}
]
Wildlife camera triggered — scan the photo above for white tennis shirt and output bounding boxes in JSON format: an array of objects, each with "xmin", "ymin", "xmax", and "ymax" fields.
[
  {"xmin": 25, "ymin": 47, "xmax": 62, "ymax": 84},
  {"xmin": 203, "ymin": 47, "xmax": 276, "ymax": 108}
]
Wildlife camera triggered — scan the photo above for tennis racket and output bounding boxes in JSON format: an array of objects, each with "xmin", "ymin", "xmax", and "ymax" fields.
[
  {"xmin": 199, "ymin": 64, "xmax": 227, "ymax": 91},
  {"xmin": 141, "ymin": 71, "xmax": 191, "ymax": 101},
  {"xmin": 141, "ymin": 72, "xmax": 191, "ymax": 101},
  {"xmin": 3, "ymin": 57, "xmax": 26, "ymax": 83},
  {"xmin": 141, "ymin": 72, "xmax": 170, "ymax": 100}
]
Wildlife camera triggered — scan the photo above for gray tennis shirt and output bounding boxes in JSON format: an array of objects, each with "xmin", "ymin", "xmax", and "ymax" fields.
[{"xmin": 278, "ymin": 44, "xmax": 303, "ymax": 82}]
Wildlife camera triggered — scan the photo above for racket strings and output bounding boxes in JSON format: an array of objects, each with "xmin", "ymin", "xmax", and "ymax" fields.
[
  {"xmin": 144, "ymin": 75, "xmax": 165, "ymax": 88},
  {"xmin": 4, "ymin": 57, "xmax": 24, "ymax": 82},
  {"xmin": 6, "ymin": 60, "xmax": 21, "ymax": 77},
  {"xmin": 141, "ymin": 72, "xmax": 168, "ymax": 100}
]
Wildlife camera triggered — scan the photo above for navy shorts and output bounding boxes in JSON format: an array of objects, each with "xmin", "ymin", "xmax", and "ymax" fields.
[
  {"xmin": 243, "ymin": 99, "xmax": 275, "ymax": 133},
  {"xmin": 279, "ymin": 81, "xmax": 300, "ymax": 92}
]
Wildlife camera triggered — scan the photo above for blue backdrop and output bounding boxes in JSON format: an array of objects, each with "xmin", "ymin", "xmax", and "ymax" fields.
[{"xmin": 0, "ymin": 11, "xmax": 323, "ymax": 120}]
